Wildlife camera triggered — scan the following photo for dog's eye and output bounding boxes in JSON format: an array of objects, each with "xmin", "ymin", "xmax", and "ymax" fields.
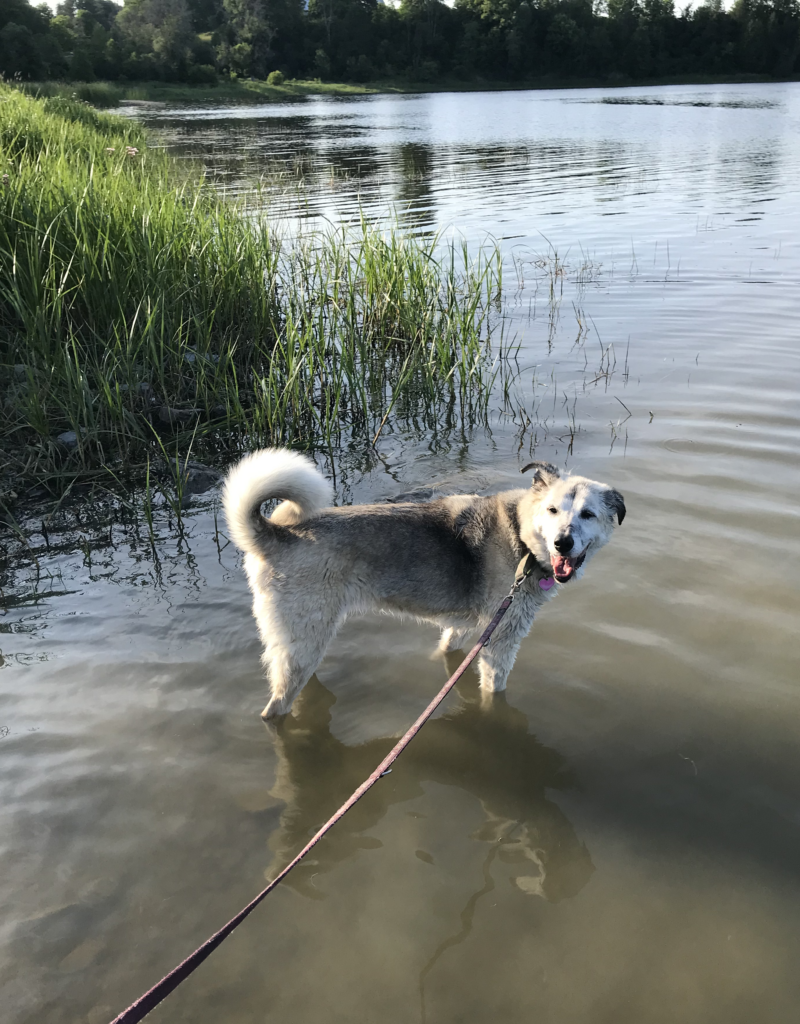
[
  {"xmin": 548, "ymin": 506, "xmax": 558, "ymax": 515},
  {"xmin": 580, "ymin": 509, "xmax": 596, "ymax": 520}
]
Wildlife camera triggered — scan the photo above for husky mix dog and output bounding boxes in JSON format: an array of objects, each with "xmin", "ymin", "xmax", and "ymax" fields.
[{"xmin": 223, "ymin": 449, "xmax": 625, "ymax": 719}]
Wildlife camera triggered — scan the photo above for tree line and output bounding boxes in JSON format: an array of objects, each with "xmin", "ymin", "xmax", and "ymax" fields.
[{"xmin": 2, "ymin": 0, "xmax": 799, "ymax": 87}]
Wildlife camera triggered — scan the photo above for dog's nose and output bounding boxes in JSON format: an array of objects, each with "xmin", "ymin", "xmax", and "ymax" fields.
[{"xmin": 554, "ymin": 534, "xmax": 574, "ymax": 554}]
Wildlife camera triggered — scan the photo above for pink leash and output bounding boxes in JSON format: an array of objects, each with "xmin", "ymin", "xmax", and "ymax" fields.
[{"xmin": 109, "ymin": 554, "xmax": 541, "ymax": 1024}]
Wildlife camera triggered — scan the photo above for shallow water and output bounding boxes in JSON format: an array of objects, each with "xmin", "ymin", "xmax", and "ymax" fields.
[{"xmin": 3, "ymin": 83, "xmax": 800, "ymax": 1023}]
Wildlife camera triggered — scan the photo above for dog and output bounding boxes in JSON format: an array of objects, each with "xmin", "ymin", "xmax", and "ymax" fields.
[{"xmin": 223, "ymin": 449, "xmax": 625, "ymax": 719}]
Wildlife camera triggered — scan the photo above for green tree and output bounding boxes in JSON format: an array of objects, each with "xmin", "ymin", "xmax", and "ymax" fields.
[{"xmin": 117, "ymin": 0, "xmax": 195, "ymax": 73}]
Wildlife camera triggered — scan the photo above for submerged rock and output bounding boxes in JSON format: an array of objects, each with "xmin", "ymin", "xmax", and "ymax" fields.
[
  {"xmin": 156, "ymin": 406, "xmax": 200, "ymax": 425},
  {"xmin": 386, "ymin": 487, "xmax": 436, "ymax": 504},
  {"xmin": 163, "ymin": 459, "xmax": 222, "ymax": 497},
  {"xmin": 181, "ymin": 461, "xmax": 222, "ymax": 495}
]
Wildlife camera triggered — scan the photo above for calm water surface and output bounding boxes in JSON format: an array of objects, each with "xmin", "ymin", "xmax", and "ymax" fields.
[{"xmin": 2, "ymin": 84, "xmax": 800, "ymax": 1023}]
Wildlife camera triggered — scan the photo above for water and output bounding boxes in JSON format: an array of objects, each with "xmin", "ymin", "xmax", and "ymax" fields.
[{"xmin": 3, "ymin": 83, "xmax": 800, "ymax": 1023}]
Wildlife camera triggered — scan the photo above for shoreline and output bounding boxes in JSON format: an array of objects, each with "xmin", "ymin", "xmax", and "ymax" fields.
[{"xmin": 20, "ymin": 72, "xmax": 799, "ymax": 108}]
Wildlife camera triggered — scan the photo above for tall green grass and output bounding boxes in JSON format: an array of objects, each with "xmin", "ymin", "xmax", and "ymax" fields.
[
  {"xmin": 0, "ymin": 85, "xmax": 504, "ymax": 498},
  {"xmin": 14, "ymin": 78, "xmax": 386, "ymax": 108},
  {"xmin": 15, "ymin": 81, "xmax": 127, "ymax": 108}
]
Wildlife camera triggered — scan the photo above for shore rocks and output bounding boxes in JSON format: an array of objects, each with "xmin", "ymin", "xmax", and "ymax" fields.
[
  {"xmin": 162, "ymin": 459, "xmax": 222, "ymax": 498},
  {"xmin": 181, "ymin": 461, "xmax": 223, "ymax": 495},
  {"xmin": 156, "ymin": 405, "xmax": 200, "ymax": 425},
  {"xmin": 57, "ymin": 430, "xmax": 81, "ymax": 450}
]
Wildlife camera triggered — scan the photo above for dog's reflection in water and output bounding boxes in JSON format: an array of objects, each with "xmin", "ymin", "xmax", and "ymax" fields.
[{"xmin": 265, "ymin": 661, "xmax": 593, "ymax": 905}]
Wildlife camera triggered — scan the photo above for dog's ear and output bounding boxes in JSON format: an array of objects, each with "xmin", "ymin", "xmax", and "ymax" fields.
[
  {"xmin": 521, "ymin": 461, "xmax": 560, "ymax": 491},
  {"xmin": 605, "ymin": 488, "xmax": 626, "ymax": 525}
]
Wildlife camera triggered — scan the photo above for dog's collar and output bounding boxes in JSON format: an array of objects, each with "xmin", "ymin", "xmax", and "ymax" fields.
[{"xmin": 515, "ymin": 550, "xmax": 555, "ymax": 591}]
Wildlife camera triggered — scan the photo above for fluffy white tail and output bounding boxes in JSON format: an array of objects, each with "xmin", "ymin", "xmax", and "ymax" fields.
[{"xmin": 222, "ymin": 448, "xmax": 332, "ymax": 554}]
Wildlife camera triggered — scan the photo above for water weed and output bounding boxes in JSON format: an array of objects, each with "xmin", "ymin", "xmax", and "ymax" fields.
[{"xmin": 0, "ymin": 86, "xmax": 504, "ymax": 503}]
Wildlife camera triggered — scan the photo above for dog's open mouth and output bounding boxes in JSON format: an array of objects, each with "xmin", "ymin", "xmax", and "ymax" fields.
[{"xmin": 551, "ymin": 550, "xmax": 587, "ymax": 583}]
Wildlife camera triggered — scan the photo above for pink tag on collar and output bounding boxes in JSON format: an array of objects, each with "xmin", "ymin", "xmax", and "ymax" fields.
[{"xmin": 539, "ymin": 577, "xmax": 555, "ymax": 590}]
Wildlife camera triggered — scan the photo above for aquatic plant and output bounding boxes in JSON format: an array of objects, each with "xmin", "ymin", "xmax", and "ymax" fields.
[{"xmin": 0, "ymin": 86, "xmax": 504, "ymax": 501}]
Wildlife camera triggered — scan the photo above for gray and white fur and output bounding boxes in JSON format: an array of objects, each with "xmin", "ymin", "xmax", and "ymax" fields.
[{"xmin": 223, "ymin": 448, "xmax": 625, "ymax": 719}]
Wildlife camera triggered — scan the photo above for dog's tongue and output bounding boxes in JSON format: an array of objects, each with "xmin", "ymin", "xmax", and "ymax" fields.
[{"xmin": 551, "ymin": 554, "xmax": 577, "ymax": 581}]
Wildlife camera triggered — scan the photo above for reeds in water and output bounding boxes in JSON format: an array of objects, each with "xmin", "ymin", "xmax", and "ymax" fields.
[{"xmin": 0, "ymin": 86, "xmax": 503, "ymax": 501}]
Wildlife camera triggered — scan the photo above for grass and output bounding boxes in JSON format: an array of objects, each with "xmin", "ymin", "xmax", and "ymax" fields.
[
  {"xmin": 15, "ymin": 78, "xmax": 391, "ymax": 108},
  {"xmin": 15, "ymin": 81, "xmax": 129, "ymax": 107},
  {"xmin": 0, "ymin": 85, "xmax": 505, "ymax": 505},
  {"xmin": 15, "ymin": 70, "xmax": 797, "ymax": 110}
]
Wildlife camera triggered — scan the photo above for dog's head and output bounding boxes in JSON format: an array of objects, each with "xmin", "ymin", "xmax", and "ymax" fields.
[{"xmin": 520, "ymin": 462, "xmax": 625, "ymax": 584}]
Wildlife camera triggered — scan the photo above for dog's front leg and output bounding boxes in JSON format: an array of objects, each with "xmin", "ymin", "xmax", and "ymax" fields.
[{"xmin": 477, "ymin": 598, "xmax": 536, "ymax": 695}]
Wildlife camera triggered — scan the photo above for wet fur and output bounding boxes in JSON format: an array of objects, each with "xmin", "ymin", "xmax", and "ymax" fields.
[{"xmin": 223, "ymin": 449, "xmax": 625, "ymax": 719}]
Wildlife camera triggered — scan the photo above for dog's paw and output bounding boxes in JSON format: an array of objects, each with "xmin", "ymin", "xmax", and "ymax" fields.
[
  {"xmin": 261, "ymin": 696, "xmax": 292, "ymax": 720},
  {"xmin": 479, "ymin": 689, "xmax": 509, "ymax": 711}
]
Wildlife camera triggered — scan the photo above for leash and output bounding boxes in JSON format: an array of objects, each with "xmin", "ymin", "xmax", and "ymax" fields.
[{"xmin": 109, "ymin": 552, "xmax": 543, "ymax": 1024}]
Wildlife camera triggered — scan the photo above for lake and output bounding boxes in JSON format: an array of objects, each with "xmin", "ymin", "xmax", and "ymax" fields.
[{"xmin": 2, "ymin": 82, "xmax": 800, "ymax": 1024}]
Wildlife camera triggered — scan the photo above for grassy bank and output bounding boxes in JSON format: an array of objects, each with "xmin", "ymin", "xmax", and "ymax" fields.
[
  {"xmin": 0, "ymin": 86, "xmax": 504, "ymax": 506},
  {"xmin": 16, "ymin": 70, "xmax": 796, "ymax": 110},
  {"xmin": 17, "ymin": 79, "xmax": 387, "ymax": 108}
]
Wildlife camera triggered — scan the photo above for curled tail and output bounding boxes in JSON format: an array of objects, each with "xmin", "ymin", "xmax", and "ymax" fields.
[{"xmin": 222, "ymin": 448, "xmax": 332, "ymax": 555}]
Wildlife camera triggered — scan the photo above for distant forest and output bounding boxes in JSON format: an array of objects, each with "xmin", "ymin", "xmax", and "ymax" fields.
[{"xmin": 2, "ymin": 0, "xmax": 799, "ymax": 87}]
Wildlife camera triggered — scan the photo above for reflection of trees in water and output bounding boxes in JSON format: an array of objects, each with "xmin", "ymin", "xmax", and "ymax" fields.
[
  {"xmin": 716, "ymin": 140, "xmax": 780, "ymax": 198},
  {"xmin": 145, "ymin": 108, "xmax": 788, "ymax": 235},
  {"xmin": 394, "ymin": 143, "xmax": 437, "ymax": 234},
  {"xmin": 266, "ymin": 668, "xmax": 593, "ymax": 906}
]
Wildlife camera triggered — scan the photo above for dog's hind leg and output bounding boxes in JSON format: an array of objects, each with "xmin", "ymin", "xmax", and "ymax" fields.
[
  {"xmin": 258, "ymin": 597, "xmax": 341, "ymax": 720},
  {"xmin": 261, "ymin": 635, "xmax": 332, "ymax": 719}
]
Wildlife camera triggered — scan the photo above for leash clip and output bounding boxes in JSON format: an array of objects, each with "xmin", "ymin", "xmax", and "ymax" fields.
[{"xmin": 510, "ymin": 552, "xmax": 537, "ymax": 595}]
